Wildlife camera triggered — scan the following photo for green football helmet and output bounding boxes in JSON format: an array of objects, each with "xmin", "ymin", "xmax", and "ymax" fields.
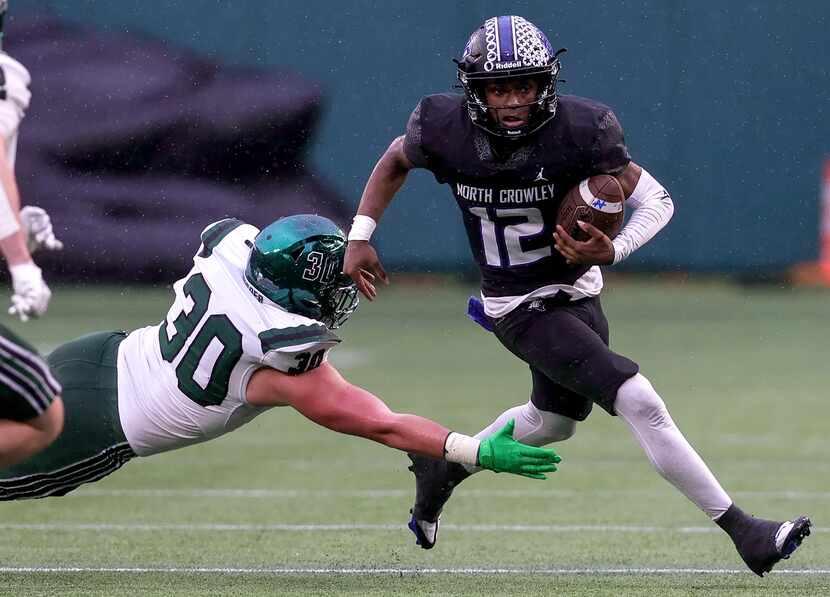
[{"xmin": 244, "ymin": 215, "xmax": 358, "ymax": 329}]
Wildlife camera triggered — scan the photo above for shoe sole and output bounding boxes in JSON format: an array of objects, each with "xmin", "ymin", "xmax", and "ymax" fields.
[
  {"xmin": 408, "ymin": 513, "xmax": 437, "ymax": 550},
  {"xmin": 758, "ymin": 515, "xmax": 812, "ymax": 576},
  {"xmin": 780, "ymin": 516, "xmax": 811, "ymax": 559}
]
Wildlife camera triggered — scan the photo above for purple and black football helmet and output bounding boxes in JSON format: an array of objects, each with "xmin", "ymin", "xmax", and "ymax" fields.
[{"xmin": 456, "ymin": 15, "xmax": 565, "ymax": 139}]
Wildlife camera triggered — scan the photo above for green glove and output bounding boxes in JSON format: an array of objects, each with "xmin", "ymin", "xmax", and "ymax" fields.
[{"xmin": 477, "ymin": 419, "xmax": 562, "ymax": 479}]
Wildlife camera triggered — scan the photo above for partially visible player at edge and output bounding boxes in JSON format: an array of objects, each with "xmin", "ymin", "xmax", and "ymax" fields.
[
  {"xmin": 0, "ymin": 214, "xmax": 561, "ymax": 497},
  {"xmin": 342, "ymin": 15, "xmax": 810, "ymax": 576},
  {"xmin": 0, "ymin": 0, "xmax": 64, "ymax": 469}
]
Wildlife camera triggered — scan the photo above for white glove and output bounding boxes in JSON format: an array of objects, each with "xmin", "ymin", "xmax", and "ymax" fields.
[
  {"xmin": 19, "ymin": 206, "xmax": 63, "ymax": 254},
  {"xmin": 8, "ymin": 262, "xmax": 51, "ymax": 321}
]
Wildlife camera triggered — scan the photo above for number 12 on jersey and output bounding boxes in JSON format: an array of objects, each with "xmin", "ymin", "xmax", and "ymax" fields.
[{"xmin": 468, "ymin": 206, "xmax": 552, "ymax": 267}]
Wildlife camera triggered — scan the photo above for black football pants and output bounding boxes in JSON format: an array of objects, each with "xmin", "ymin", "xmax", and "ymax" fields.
[{"xmin": 490, "ymin": 294, "xmax": 639, "ymax": 420}]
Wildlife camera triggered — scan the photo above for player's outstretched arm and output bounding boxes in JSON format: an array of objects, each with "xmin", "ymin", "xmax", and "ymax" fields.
[
  {"xmin": 245, "ymin": 363, "xmax": 560, "ymax": 478},
  {"xmin": 344, "ymin": 136, "xmax": 415, "ymax": 300}
]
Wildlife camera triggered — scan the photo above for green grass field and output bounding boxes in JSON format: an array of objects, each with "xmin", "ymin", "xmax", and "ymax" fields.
[{"xmin": 0, "ymin": 278, "xmax": 828, "ymax": 596}]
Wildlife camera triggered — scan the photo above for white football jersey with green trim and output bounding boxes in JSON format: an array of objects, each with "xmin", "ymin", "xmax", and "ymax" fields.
[{"xmin": 117, "ymin": 220, "xmax": 341, "ymax": 457}]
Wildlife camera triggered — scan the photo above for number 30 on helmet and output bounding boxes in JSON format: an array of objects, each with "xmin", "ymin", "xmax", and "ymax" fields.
[{"xmin": 245, "ymin": 215, "xmax": 359, "ymax": 329}]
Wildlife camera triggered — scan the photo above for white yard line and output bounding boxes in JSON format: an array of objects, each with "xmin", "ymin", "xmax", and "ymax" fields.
[
  {"xmin": 70, "ymin": 487, "xmax": 830, "ymax": 500},
  {"xmin": 0, "ymin": 522, "xmax": 823, "ymax": 534},
  {"xmin": 1, "ymin": 566, "xmax": 829, "ymax": 575}
]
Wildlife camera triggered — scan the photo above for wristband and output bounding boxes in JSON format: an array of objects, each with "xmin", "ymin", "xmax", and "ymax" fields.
[
  {"xmin": 347, "ymin": 215, "xmax": 377, "ymax": 242},
  {"xmin": 9, "ymin": 261, "xmax": 40, "ymax": 278},
  {"xmin": 443, "ymin": 431, "xmax": 480, "ymax": 467}
]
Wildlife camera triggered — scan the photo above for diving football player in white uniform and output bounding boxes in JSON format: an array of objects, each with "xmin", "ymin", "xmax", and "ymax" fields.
[{"xmin": 0, "ymin": 215, "xmax": 560, "ymax": 497}]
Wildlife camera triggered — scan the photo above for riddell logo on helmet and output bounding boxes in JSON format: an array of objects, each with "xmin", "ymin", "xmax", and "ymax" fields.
[{"xmin": 494, "ymin": 60, "xmax": 525, "ymax": 70}]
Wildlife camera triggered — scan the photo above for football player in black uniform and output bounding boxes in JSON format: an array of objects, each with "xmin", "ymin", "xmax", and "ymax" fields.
[{"xmin": 343, "ymin": 15, "xmax": 810, "ymax": 576}]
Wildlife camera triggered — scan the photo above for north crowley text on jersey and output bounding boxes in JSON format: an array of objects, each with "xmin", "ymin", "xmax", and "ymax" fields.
[{"xmin": 456, "ymin": 182, "xmax": 557, "ymax": 204}]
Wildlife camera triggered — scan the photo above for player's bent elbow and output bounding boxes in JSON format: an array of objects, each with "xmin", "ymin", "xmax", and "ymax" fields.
[{"xmin": 663, "ymin": 195, "xmax": 675, "ymax": 221}]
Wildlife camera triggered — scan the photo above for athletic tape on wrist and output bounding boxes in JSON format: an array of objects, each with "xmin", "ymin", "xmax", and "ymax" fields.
[
  {"xmin": 347, "ymin": 215, "xmax": 377, "ymax": 242},
  {"xmin": 9, "ymin": 261, "xmax": 39, "ymax": 277},
  {"xmin": 443, "ymin": 432, "xmax": 480, "ymax": 467}
]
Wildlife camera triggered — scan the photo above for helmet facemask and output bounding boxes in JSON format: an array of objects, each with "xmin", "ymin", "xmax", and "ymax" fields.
[
  {"xmin": 461, "ymin": 68, "xmax": 561, "ymax": 139},
  {"xmin": 455, "ymin": 15, "xmax": 565, "ymax": 139},
  {"xmin": 320, "ymin": 276, "xmax": 359, "ymax": 329}
]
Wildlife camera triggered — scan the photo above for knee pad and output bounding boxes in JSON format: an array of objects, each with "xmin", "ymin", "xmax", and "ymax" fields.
[
  {"xmin": 615, "ymin": 373, "xmax": 673, "ymax": 430},
  {"xmin": 521, "ymin": 402, "xmax": 577, "ymax": 444}
]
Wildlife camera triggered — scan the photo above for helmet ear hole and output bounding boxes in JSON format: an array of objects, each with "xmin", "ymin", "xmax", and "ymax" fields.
[{"xmin": 298, "ymin": 295, "xmax": 322, "ymax": 313}]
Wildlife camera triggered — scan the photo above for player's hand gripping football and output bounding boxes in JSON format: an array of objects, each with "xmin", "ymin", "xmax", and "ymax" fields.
[
  {"xmin": 343, "ymin": 240, "xmax": 388, "ymax": 300},
  {"xmin": 477, "ymin": 420, "xmax": 561, "ymax": 479},
  {"xmin": 20, "ymin": 206, "xmax": 64, "ymax": 254},
  {"xmin": 554, "ymin": 221, "xmax": 614, "ymax": 266}
]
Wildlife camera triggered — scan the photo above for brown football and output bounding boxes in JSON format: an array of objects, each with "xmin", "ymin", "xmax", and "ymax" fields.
[{"xmin": 556, "ymin": 175, "xmax": 625, "ymax": 241}]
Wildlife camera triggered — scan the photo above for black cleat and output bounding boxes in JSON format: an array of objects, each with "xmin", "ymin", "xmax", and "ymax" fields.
[
  {"xmin": 716, "ymin": 503, "xmax": 812, "ymax": 577},
  {"xmin": 406, "ymin": 453, "xmax": 470, "ymax": 549},
  {"xmin": 778, "ymin": 516, "xmax": 812, "ymax": 559},
  {"xmin": 408, "ymin": 512, "xmax": 440, "ymax": 549}
]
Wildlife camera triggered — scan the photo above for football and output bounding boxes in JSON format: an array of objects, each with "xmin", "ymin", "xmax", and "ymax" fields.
[{"xmin": 556, "ymin": 175, "xmax": 625, "ymax": 241}]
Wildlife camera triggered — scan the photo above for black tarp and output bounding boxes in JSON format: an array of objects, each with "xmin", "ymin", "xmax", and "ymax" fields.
[{"xmin": 6, "ymin": 16, "xmax": 349, "ymax": 282}]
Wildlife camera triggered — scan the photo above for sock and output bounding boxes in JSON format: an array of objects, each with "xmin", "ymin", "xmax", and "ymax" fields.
[
  {"xmin": 614, "ymin": 373, "xmax": 732, "ymax": 519},
  {"xmin": 715, "ymin": 502, "xmax": 747, "ymax": 536}
]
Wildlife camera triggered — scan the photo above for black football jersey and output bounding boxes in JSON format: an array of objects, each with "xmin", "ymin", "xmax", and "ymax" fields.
[{"xmin": 405, "ymin": 93, "xmax": 630, "ymax": 297}]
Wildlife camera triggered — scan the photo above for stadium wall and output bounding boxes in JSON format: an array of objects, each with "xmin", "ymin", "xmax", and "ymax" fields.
[{"xmin": 15, "ymin": 0, "xmax": 830, "ymax": 272}]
